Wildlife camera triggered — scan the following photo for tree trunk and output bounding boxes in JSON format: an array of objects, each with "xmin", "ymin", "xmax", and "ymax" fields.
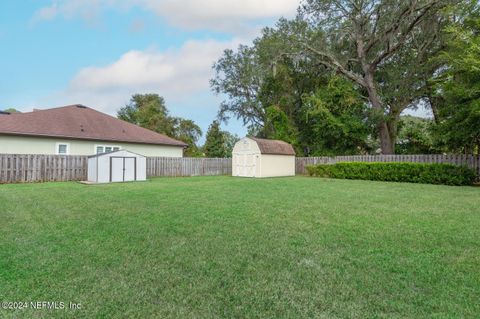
[
  {"xmin": 364, "ymin": 73, "xmax": 395, "ymax": 154},
  {"xmin": 353, "ymin": 28, "xmax": 394, "ymax": 154},
  {"xmin": 379, "ymin": 123, "xmax": 394, "ymax": 154},
  {"xmin": 387, "ymin": 109, "xmax": 401, "ymax": 155},
  {"xmin": 430, "ymin": 101, "xmax": 440, "ymax": 124},
  {"xmin": 426, "ymin": 82, "xmax": 441, "ymax": 124},
  {"xmin": 387, "ymin": 118, "xmax": 398, "ymax": 154}
]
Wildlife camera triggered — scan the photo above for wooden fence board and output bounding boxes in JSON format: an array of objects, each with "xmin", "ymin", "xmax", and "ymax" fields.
[
  {"xmin": 145, "ymin": 157, "xmax": 231, "ymax": 178},
  {"xmin": 0, "ymin": 154, "xmax": 88, "ymax": 184},
  {"xmin": 1, "ymin": 154, "xmax": 479, "ymax": 183}
]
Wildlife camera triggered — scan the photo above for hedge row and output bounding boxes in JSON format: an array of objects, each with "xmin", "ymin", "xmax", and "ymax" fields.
[{"xmin": 306, "ymin": 162, "xmax": 476, "ymax": 186}]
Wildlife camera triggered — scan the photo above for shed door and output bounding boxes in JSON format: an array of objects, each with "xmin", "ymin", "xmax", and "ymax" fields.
[
  {"xmin": 111, "ymin": 157, "xmax": 124, "ymax": 182},
  {"xmin": 110, "ymin": 157, "xmax": 137, "ymax": 182},
  {"xmin": 235, "ymin": 154, "xmax": 245, "ymax": 176},
  {"xmin": 233, "ymin": 153, "xmax": 258, "ymax": 177},
  {"xmin": 124, "ymin": 158, "xmax": 136, "ymax": 181},
  {"xmin": 246, "ymin": 154, "xmax": 253, "ymax": 177},
  {"xmin": 241, "ymin": 154, "xmax": 247, "ymax": 176},
  {"xmin": 242, "ymin": 154, "xmax": 249, "ymax": 177}
]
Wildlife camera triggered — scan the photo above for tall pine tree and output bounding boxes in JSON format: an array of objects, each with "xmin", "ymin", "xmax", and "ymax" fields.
[
  {"xmin": 204, "ymin": 121, "xmax": 227, "ymax": 158},
  {"xmin": 117, "ymin": 94, "xmax": 202, "ymax": 156}
]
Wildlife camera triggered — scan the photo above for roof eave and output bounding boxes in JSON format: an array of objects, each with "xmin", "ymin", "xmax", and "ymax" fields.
[
  {"xmin": 261, "ymin": 153, "xmax": 296, "ymax": 156},
  {"xmin": 0, "ymin": 131, "xmax": 187, "ymax": 147}
]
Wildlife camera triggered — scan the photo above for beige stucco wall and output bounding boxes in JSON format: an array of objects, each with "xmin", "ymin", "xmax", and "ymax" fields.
[
  {"xmin": 258, "ymin": 154, "xmax": 295, "ymax": 178},
  {"xmin": 0, "ymin": 135, "xmax": 184, "ymax": 157}
]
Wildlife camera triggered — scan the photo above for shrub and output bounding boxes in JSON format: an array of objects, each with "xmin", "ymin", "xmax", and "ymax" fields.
[{"xmin": 306, "ymin": 162, "xmax": 476, "ymax": 186}]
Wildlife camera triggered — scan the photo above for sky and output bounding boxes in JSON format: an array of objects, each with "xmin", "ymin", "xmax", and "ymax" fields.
[{"xmin": 0, "ymin": 0, "xmax": 301, "ymax": 139}]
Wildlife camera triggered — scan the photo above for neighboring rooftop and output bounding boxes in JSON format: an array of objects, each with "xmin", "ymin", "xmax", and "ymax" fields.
[
  {"xmin": 0, "ymin": 104, "xmax": 187, "ymax": 147},
  {"xmin": 249, "ymin": 137, "xmax": 295, "ymax": 155}
]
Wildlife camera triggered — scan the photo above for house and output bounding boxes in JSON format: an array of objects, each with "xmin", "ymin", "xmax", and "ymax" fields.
[
  {"xmin": 232, "ymin": 137, "xmax": 296, "ymax": 178},
  {"xmin": 0, "ymin": 104, "xmax": 187, "ymax": 156}
]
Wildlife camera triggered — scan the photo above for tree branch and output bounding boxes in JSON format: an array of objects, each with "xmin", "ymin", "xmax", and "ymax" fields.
[
  {"xmin": 365, "ymin": 3, "xmax": 412, "ymax": 54},
  {"xmin": 300, "ymin": 42, "xmax": 366, "ymax": 87},
  {"xmin": 371, "ymin": 1, "xmax": 439, "ymax": 69}
]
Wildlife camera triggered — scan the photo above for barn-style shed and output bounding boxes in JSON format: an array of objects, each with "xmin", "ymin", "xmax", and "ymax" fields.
[
  {"xmin": 87, "ymin": 150, "xmax": 146, "ymax": 183},
  {"xmin": 232, "ymin": 137, "xmax": 295, "ymax": 178}
]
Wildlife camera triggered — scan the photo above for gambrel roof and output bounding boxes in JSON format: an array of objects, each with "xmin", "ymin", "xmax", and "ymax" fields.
[{"xmin": 249, "ymin": 137, "xmax": 295, "ymax": 155}]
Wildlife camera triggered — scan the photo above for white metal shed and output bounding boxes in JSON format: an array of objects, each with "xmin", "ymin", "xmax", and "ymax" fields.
[
  {"xmin": 232, "ymin": 137, "xmax": 295, "ymax": 178},
  {"xmin": 87, "ymin": 150, "xmax": 147, "ymax": 183}
]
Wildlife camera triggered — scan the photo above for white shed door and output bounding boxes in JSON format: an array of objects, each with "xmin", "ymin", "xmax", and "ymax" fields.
[
  {"xmin": 124, "ymin": 158, "xmax": 136, "ymax": 181},
  {"xmin": 246, "ymin": 154, "xmax": 252, "ymax": 176},
  {"xmin": 110, "ymin": 157, "xmax": 137, "ymax": 182},
  {"xmin": 241, "ymin": 154, "xmax": 247, "ymax": 176},
  {"xmin": 238, "ymin": 154, "xmax": 246, "ymax": 176},
  {"xmin": 233, "ymin": 153, "xmax": 258, "ymax": 177},
  {"xmin": 111, "ymin": 157, "xmax": 124, "ymax": 182},
  {"xmin": 235, "ymin": 154, "xmax": 244, "ymax": 176}
]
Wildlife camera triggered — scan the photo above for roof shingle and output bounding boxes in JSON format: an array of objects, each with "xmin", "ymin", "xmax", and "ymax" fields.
[
  {"xmin": 0, "ymin": 104, "xmax": 187, "ymax": 147},
  {"xmin": 249, "ymin": 137, "xmax": 295, "ymax": 155}
]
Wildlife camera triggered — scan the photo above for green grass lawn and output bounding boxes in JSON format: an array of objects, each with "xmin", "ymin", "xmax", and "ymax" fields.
[{"xmin": 1, "ymin": 176, "xmax": 479, "ymax": 318}]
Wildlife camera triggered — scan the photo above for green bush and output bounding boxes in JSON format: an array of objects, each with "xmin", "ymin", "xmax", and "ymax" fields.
[{"xmin": 306, "ymin": 162, "xmax": 476, "ymax": 186}]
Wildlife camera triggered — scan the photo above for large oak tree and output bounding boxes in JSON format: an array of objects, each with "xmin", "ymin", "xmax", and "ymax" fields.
[
  {"xmin": 212, "ymin": 0, "xmax": 453, "ymax": 154},
  {"xmin": 296, "ymin": 0, "xmax": 452, "ymax": 153}
]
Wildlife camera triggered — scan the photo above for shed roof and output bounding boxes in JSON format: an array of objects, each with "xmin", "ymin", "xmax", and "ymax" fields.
[
  {"xmin": 0, "ymin": 104, "xmax": 187, "ymax": 147},
  {"xmin": 249, "ymin": 137, "xmax": 295, "ymax": 156},
  {"xmin": 88, "ymin": 149, "xmax": 146, "ymax": 158}
]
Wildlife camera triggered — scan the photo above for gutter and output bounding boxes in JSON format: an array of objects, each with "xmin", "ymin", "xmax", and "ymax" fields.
[{"xmin": 0, "ymin": 132, "xmax": 187, "ymax": 148}]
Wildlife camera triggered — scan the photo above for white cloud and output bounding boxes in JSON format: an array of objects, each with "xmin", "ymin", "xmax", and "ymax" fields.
[
  {"xmin": 41, "ymin": 37, "xmax": 248, "ymax": 137},
  {"xmin": 70, "ymin": 38, "xmax": 237, "ymax": 94},
  {"xmin": 32, "ymin": 0, "xmax": 300, "ymax": 32},
  {"xmin": 143, "ymin": 0, "xmax": 299, "ymax": 31},
  {"xmin": 33, "ymin": 4, "xmax": 59, "ymax": 21},
  {"xmin": 32, "ymin": 0, "xmax": 117, "ymax": 23},
  {"xmin": 30, "ymin": 0, "xmax": 299, "ymax": 135},
  {"xmin": 44, "ymin": 38, "xmax": 239, "ymax": 116}
]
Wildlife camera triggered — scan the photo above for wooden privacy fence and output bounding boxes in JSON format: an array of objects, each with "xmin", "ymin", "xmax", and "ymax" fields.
[
  {"xmin": 0, "ymin": 154, "xmax": 88, "ymax": 183},
  {"xmin": 0, "ymin": 155, "xmax": 232, "ymax": 183},
  {"xmin": 296, "ymin": 154, "xmax": 480, "ymax": 180},
  {"xmin": 146, "ymin": 157, "xmax": 231, "ymax": 177},
  {"xmin": 1, "ymin": 154, "xmax": 480, "ymax": 183}
]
